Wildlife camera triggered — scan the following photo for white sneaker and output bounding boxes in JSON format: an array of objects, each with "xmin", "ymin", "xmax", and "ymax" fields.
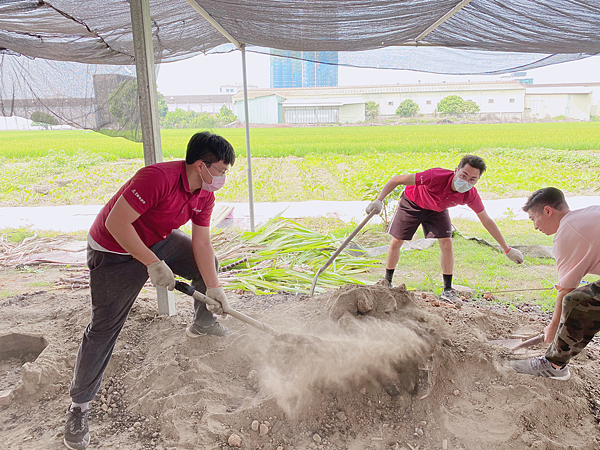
[{"xmin": 511, "ymin": 356, "xmax": 571, "ymax": 381}]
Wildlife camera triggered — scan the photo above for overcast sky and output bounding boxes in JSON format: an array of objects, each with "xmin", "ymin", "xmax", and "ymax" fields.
[{"xmin": 156, "ymin": 52, "xmax": 600, "ymax": 96}]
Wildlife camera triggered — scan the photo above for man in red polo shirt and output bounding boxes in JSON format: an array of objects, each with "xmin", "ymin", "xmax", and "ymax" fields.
[
  {"xmin": 63, "ymin": 131, "xmax": 235, "ymax": 450},
  {"xmin": 366, "ymin": 155, "xmax": 523, "ymax": 302}
]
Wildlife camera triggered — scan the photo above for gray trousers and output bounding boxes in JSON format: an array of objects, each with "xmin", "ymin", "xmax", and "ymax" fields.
[{"xmin": 69, "ymin": 229, "xmax": 217, "ymax": 403}]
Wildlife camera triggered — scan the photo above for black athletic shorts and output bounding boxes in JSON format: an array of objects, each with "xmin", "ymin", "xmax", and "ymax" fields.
[{"xmin": 387, "ymin": 194, "xmax": 453, "ymax": 240}]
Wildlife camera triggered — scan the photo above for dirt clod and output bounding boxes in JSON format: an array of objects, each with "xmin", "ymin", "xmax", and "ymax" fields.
[
  {"xmin": 228, "ymin": 433, "xmax": 242, "ymax": 447},
  {"xmin": 259, "ymin": 423, "xmax": 269, "ymax": 436}
]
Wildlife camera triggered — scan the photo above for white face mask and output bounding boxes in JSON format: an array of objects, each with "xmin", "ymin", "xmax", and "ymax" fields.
[
  {"xmin": 454, "ymin": 177, "xmax": 474, "ymax": 193},
  {"xmin": 199, "ymin": 163, "xmax": 226, "ymax": 192}
]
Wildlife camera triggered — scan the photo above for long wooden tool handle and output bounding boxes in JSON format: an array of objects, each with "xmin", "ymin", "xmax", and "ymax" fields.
[
  {"xmin": 309, "ymin": 209, "xmax": 377, "ymax": 296},
  {"xmin": 174, "ymin": 281, "xmax": 281, "ymax": 337},
  {"xmin": 512, "ymin": 333, "xmax": 545, "ymax": 351}
]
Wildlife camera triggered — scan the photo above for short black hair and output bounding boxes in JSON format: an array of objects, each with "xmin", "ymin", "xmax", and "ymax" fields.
[
  {"xmin": 457, "ymin": 155, "xmax": 486, "ymax": 175},
  {"xmin": 185, "ymin": 131, "xmax": 235, "ymax": 166},
  {"xmin": 522, "ymin": 187, "xmax": 568, "ymax": 213}
]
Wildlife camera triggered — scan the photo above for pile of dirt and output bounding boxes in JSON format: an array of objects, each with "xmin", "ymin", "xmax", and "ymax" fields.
[{"xmin": 2, "ymin": 267, "xmax": 600, "ymax": 450}]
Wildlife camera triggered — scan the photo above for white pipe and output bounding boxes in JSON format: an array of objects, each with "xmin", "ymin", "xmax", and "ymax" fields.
[
  {"xmin": 413, "ymin": 0, "xmax": 473, "ymax": 43},
  {"xmin": 182, "ymin": 0, "xmax": 254, "ymax": 230},
  {"xmin": 241, "ymin": 44, "xmax": 255, "ymax": 232},
  {"xmin": 183, "ymin": 0, "xmax": 241, "ymax": 49}
]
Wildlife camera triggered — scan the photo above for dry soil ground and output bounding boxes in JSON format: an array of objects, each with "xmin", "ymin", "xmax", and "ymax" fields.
[{"xmin": 2, "ymin": 265, "xmax": 600, "ymax": 450}]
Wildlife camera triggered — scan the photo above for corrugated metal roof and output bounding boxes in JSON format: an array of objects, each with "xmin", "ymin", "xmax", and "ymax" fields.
[
  {"xmin": 165, "ymin": 94, "xmax": 232, "ymax": 104},
  {"xmin": 233, "ymin": 81, "xmax": 525, "ymax": 101},
  {"xmin": 281, "ymin": 97, "xmax": 366, "ymax": 107},
  {"xmin": 529, "ymin": 82, "xmax": 600, "ymax": 88},
  {"xmin": 526, "ymin": 87, "xmax": 592, "ymax": 95}
]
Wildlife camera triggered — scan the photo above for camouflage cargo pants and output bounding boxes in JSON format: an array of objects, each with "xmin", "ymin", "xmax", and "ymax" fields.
[{"xmin": 546, "ymin": 279, "xmax": 600, "ymax": 366}]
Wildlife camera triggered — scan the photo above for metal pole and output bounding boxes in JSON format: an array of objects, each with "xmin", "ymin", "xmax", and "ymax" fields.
[
  {"xmin": 241, "ymin": 44, "xmax": 255, "ymax": 232},
  {"xmin": 129, "ymin": 0, "xmax": 163, "ymax": 166},
  {"xmin": 180, "ymin": 1, "xmax": 254, "ymax": 231},
  {"xmin": 129, "ymin": 0, "xmax": 175, "ymax": 315}
]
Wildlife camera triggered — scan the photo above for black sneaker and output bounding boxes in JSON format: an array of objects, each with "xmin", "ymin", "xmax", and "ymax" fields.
[
  {"xmin": 64, "ymin": 406, "xmax": 90, "ymax": 450},
  {"xmin": 186, "ymin": 321, "xmax": 231, "ymax": 338}
]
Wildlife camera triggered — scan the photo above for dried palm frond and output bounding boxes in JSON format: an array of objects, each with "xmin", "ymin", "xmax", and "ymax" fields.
[
  {"xmin": 0, "ymin": 234, "xmax": 82, "ymax": 266},
  {"xmin": 215, "ymin": 217, "xmax": 380, "ymax": 294}
]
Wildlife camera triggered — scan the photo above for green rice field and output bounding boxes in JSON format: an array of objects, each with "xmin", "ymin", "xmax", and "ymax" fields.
[
  {"xmin": 0, "ymin": 122, "xmax": 599, "ymax": 206},
  {"xmin": 1, "ymin": 122, "xmax": 600, "ymax": 159}
]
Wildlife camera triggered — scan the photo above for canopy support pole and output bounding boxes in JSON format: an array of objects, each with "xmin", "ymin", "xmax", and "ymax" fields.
[
  {"xmin": 241, "ymin": 44, "xmax": 255, "ymax": 231},
  {"xmin": 183, "ymin": 0, "xmax": 255, "ymax": 231},
  {"xmin": 411, "ymin": 0, "xmax": 473, "ymax": 44},
  {"xmin": 130, "ymin": 0, "xmax": 175, "ymax": 316},
  {"xmin": 129, "ymin": 0, "xmax": 163, "ymax": 166}
]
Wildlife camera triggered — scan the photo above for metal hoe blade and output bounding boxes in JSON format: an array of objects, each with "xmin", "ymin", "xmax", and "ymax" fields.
[{"xmin": 488, "ymin": 333, "xmax": 544, "ymax": 353}]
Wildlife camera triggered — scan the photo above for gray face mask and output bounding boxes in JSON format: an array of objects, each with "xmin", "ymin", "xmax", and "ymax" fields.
[{"xmin": 454, "ymin": 177, "xmax": 474, "ymax": 193}]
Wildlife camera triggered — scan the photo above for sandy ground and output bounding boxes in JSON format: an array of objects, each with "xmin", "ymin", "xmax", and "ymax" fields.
[{"xmin": 2, "ymin": 266, "xmax": 600, "ymax": 450}]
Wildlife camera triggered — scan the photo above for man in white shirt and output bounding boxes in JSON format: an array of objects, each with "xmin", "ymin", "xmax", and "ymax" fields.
[{"xmin": 512, "ymin": 187, "xmax": 600, "ymax": 381}]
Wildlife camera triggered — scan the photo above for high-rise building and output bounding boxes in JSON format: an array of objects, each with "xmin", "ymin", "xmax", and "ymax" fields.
[{"xmin": 270, "ymin": 50, "xmax": 338, "ymax": 88}]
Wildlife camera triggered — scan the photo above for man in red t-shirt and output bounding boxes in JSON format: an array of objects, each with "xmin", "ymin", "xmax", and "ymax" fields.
[
  {"xmin": 366, "ymin": 155, "xmax": 523, "ymax": 302},
  {"xmin": 63, "ymin": 132, "xmax": 235, "ymax": 450}
]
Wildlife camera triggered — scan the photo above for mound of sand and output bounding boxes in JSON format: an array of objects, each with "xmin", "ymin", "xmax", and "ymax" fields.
[{"xmin": 2, "ymin": 267, "xmax": 600, "ymax": 449}]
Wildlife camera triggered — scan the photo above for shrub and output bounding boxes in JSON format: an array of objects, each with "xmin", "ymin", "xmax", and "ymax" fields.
[
  {"xmin": 30, "ymin": 111, "xmax": 59, "ymax": 129},
  {"xmin": 396, "ymin": 99, "xmax": 419, "ymax": 117}
]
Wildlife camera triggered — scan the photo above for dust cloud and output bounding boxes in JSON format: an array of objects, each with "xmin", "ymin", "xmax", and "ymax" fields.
[{"xmin": 250, "ymin": 317, "xmax": 430, "ymax": 416}]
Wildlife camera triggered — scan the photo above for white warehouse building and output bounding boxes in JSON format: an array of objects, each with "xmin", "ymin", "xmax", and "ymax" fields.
[
  {"xmin": 233, "ymin": 81, "xmax": 527, "ymax": 125},
  {"xmin": 233, "ymin": 81, "xmax": 599, "ymax": 125}
]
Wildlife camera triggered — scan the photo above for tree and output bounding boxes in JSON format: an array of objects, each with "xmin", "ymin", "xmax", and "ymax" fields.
[
  {"xmin": 108, "ymin": 79, "xmax": 139, "ymax": 130},
  {"xmin": 157, "ymin": 92, "xmax": 169, "ymax": 118},
  {"xmin": 192, "ymin": 112, "xmax": 218, "ymax": 129},
  {"xmin": 365, "ymin": 101, "xmax": 379, "ymax": 121},
  {"xmin": 437, "ymin": 95, "xmax": 481, "ymax": 116},
  {"xmin": 31, "ymin": 111, "xmax": 59, "ymax": 129},
  {"xmin": 216, "ymin": 105, "xmax": 237, "ymax": 126},
  {"xmin": 437, "ymin": 95, "xmax": 465, "ymax": 115},
  {"xmin": 108, "ymin": 80, "xmax": 168, "ymax": 129},
  {"xmin": 161, "ymin": 109, "xmax": 219, "ymax": 129},
  {"xmin": 396, "ymin": 99, "xmax": 419, "ymax": 117},
  {"xmin": 462, "ymin": 100, "xmax": 480, "ymax": 115},
  {"xmin": 163, "ymin": 109, "xmax": 194, "ymax": 128}
]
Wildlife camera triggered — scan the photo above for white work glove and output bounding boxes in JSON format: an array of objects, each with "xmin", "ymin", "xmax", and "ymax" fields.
[
  {"xmin": 146, "ymin": 260, "xmax": 175, "ymax": 290},
  {"xmin": 366, "ymin": 199, "xmax": 383, "ymax": 215},
  {"xmin": 505, "ymin": 247, "xmax": 524, "ymax": 264},
  {"xmin": 205, "ymin": 286, "xmax": 229, "ymax": 316}
]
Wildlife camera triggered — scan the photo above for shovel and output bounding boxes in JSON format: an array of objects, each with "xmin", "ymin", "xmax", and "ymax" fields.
[
  {"xmin": 488, "ymin": 333, "xmax": 545, "ymax": 353},
  {"xmin": 309, "ymin": 209, "xmax": 377, "ymax": 296},
  {"xmin": 174, "ymin": 281, "xmax": 321, "ymax": 345}
]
